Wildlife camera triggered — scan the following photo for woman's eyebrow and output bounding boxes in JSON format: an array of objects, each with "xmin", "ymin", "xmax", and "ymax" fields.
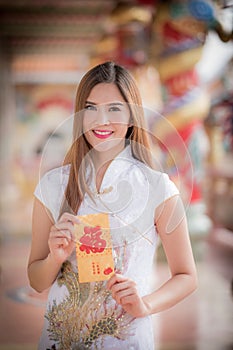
[
  {"xmin": 85, "ymin": 101, "xmax": 124, "ymax": 106},
  {"xmin": 107, "ymin": 102, "xmax": 124, "ymax": 106},
  {"xmin": 85, "ymin": 100, "xmax": 96, "ymax": 105}
]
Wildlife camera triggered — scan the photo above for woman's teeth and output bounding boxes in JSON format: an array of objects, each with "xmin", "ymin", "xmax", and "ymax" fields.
[{"xmin": 94, "ymin": 130, "xmax": 112, "ymax": 135}]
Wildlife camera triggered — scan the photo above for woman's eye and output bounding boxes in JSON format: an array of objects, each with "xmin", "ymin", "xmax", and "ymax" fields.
[
  {"xmin": 85, "ymin": 105, "xmax": 96, "ymax": 111},
  {"xmin": 109, "ymin": 106, "xmax": 120, "ymax": 112}
]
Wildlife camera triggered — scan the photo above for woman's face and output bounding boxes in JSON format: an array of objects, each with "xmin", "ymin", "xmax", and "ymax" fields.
[{"xmin": 83, "ymin": 83, "xmax": 131, "ymax": 153}]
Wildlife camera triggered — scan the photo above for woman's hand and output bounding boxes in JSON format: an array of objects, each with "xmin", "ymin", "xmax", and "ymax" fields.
[
  {"xmin": 107, "ymin": 274, "xmax": 151, "ymax": 318},
  {"xmin": 48, "ymin": 212, "xmax": 80, "ymax": 265}
]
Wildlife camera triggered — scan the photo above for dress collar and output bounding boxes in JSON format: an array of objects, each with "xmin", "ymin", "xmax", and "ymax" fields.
[{"xmin": 89, "ymin": 144, "xmax": 135, "ymax": 195}]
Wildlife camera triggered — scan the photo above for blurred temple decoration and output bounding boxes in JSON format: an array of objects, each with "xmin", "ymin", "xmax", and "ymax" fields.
[
  {"xmin": 202, "ymin": 57, "xmax": 233, "ymax": 279},
  {"xmin": 90, "ymin": 1, "xmax": 155, "ymax": 67},
  {"xmin": 147, "ymin": 0, "xmax": 233, "ymax": 236}
]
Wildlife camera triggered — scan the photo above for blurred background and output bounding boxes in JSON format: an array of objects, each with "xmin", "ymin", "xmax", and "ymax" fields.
[{"xmin": 0, "ymin": 0, "xmax": 233, "ymax": 349}]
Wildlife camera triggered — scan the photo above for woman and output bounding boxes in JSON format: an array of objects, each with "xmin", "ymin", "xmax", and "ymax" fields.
[{"xmin": 28, "ymin": 61, "xmax": 197, "ymax": 350}]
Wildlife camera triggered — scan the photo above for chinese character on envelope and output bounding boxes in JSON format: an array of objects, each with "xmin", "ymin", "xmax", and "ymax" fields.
[{"xmin": 74, "ymin": 213, "xmax": 115, "ymax": 283}]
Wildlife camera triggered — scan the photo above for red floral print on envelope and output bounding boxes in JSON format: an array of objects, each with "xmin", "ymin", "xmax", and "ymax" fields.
[{"xmin": 74, "ymin": 213, "xmax": 114, "ymax": 283}]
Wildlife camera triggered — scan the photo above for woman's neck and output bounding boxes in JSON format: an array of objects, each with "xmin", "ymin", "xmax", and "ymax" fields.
[
  {"xmin": 91, "ymin": 142, "xmax": 126, "ymax": 192},
  {"xmin": 92, "ymin": 142, "xmax": 126, "ymax": 169}
]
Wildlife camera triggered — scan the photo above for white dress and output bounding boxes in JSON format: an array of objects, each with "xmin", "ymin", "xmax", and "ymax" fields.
[{"xmin": 34, "ymin": 145, "xmax": 179, "ymax": 350}]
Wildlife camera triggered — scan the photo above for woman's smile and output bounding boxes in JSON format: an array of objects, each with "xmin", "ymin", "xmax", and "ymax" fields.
[{"xmin": 92, "ymin": 129, "xmax": 114, "ymax": 139}]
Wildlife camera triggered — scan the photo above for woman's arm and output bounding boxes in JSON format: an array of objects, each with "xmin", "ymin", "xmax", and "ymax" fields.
[
  {"xmin": 27, "ymin": 198, "xmax": 77, "ymax": 293},
  {"xmin": 143, "ymin": 194, "xmax": 198, "ymax": 314},
  {"xmin": 107, "ymin": 195, "xmax": 197, "ymax": 317}
]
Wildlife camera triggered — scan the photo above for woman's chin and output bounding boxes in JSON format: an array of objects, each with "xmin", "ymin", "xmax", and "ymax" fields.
[{"xmin": 92, "ymin": 139, "xmax": 125, "ymax": 153}]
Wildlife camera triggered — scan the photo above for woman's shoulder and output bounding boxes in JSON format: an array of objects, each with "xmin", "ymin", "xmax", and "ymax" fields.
[
  {"xmin": 132, "ymin": 160, "xmax": 179, "ymax": 209},
  {"xmin": 34, "ymin": 165, "xmax": 70, "ymax": 222},
  {"xmin": 40, "ymin": 164, "xmax": 70, "ymax": 182},
  {"xmin": 34, "ymin": 165, "xmax": 70, "ymax": 206},
  {"xmin": 132, "ymin": 157, "xmax": 167, "ymax": 182},
  {"xmin": 132, "ymin": 158, "xmax": 179, "ymax": 196},
  {"xmin": 36, "ymin": 165, "xmax": 70, "ymax": 195}
]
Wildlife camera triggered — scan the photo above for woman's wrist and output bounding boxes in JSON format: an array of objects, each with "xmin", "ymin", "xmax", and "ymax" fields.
[
  {"xmin": 47, "ymin": 252, "xmax": 63, "ymax": 270},
  {"xmin": 142, "ymin": 295, "xmax": 153, "ymax": 316}
]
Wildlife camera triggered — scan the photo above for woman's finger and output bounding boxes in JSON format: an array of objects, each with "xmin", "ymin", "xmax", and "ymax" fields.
[
  {"xmin": 50, "ymin": 220, "xmax": 76, "ymax": 241},
  {"xmin": 107, "ymin": 273, "xmax": 127, "ymax": 290},
  {"xmin": 49, "ymin": 236, "xmax": 70, "ymax": 247},
  {"xmin": 113, "ymin": 287, "xmax": 136, "ymax": 304},
  {"xmin": 50, "ymin": 229, "xmax": 73, "ymax": 242},
  {"xmin": 120, "ymin": 294, "xmax": 139, "ymax": 306},
  {"xmin": 59, "ymin": 212, "xmax": 81, "ymax": 225},
  {"xmin": 111, "ymin": 280, "xmax": 135, "ymax": 294},
  {"xmin": 111, "ymin": 280, "xmax": 136, "ymax": 302},
  {"xmin": 53, "ymin": 221, "xmax": 74, "ymax": 233}
]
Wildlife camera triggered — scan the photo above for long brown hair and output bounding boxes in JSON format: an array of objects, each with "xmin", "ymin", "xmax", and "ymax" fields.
[{"xmin": 61, "ymin": 61, "xmax": 153, "ymax": 215}]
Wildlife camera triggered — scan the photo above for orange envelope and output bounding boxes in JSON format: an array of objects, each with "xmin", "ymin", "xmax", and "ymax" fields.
[{"xmin": 74, "ymin": 213, "xmax": 115, "ymax": 283}]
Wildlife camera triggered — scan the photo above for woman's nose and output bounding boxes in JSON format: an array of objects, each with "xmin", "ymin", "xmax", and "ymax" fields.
[{"xmin": 96, "ymin": 106, "xmax": 110, "ymax": 125}]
